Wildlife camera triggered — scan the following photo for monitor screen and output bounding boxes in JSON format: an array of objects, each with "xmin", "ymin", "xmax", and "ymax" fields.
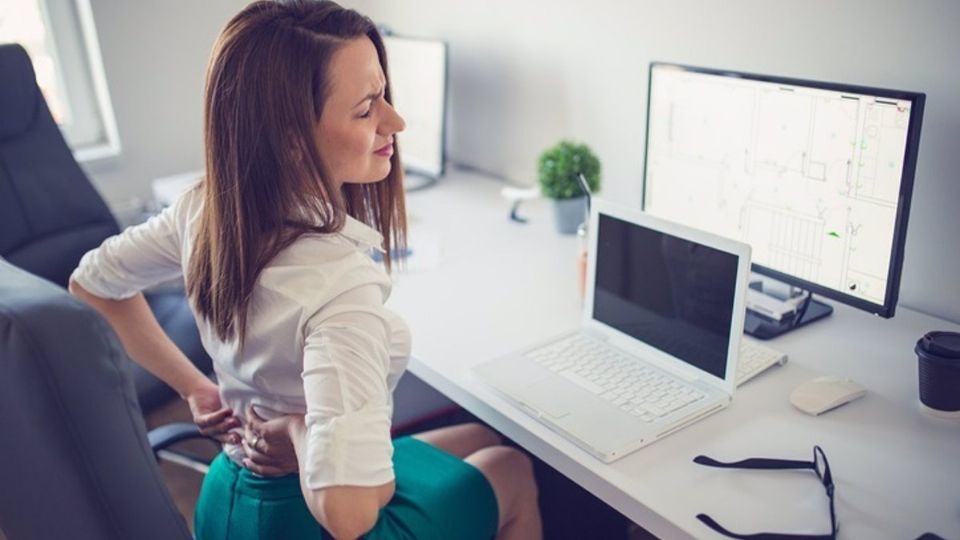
[
  {"xmin": 593, "ymin": 213, "xmax": 739, "ymax": 379},
  {"xmin": 642, "ymin": 63, "xmax": 924, "ymax": 317},
  {"xmin": 383, "ymin": 35, "xmax": 447, "ymax": 178}
]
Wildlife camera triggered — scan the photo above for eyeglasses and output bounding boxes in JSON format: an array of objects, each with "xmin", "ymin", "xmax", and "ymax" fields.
[{"xmin": 693, "ymin": 445, "xmax": 837, "ymax": 540}]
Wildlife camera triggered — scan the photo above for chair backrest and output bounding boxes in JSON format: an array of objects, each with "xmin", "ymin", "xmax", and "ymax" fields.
[
  {"xmin": 0, "ymin": 43, "xmax": 119, "ymax": 288},
  {"xmin": 0, "ymin": 260, "xmax": 191, "ymax": 540}
]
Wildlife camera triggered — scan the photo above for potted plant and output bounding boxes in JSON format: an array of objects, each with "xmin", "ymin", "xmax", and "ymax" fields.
[{"xmin": 537, "ymin": 140, "xmax": 601, "ymax": 234}]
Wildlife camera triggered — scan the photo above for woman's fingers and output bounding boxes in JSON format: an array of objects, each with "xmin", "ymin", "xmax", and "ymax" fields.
[
  {"xmin": 210, "ymin": 431, "xmax": 241, "ymax": 445},
  {"xmin": 244, "ymin": 405, "xmax": 284, "ymax": 455},
  {"xmin": 195, "ymin": 407, "xmax": 240, "ymax": 444},
  {"xmin": 195, "ymin": 407, "xmax": 234, "ymax": 428},
  {"xmin": 237, "ymin": 411, "xmax": 300, "ymax": 475},
  {"xmin": 242, "ymin": 435, "xmax": 278, "ymax": 466},
  {"xmin": 243, "ymin": 420, "xmax": 263, "ymax": 451},
  {"xmin": 200, "ymin": 424, "xmax": 240, "ymax": 444},
  {"xmin": 199, "ymin": 416, "xmax": 240, "ymax": 437}
]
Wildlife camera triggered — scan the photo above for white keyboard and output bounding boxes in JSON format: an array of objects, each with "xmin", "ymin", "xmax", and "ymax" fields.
[
  {"xmin": 736, "ymin": 339, "xmax": 788, "ymax": 386},
  {"xmin": 524, "ymin": 335, "xmax": 788, "ymax": 417},
  {"xmin": 526, "ymin": 335, "xmax": 706, "ymax": 423}
]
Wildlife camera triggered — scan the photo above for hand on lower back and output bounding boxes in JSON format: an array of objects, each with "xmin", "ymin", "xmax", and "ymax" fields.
[
  {"xmin": 241, "ymin": 405, "xmax": 300, "ymax": 476},
  {"xmin": 187, "ymin": 380, "xmax": 241, "ymax": 445}
]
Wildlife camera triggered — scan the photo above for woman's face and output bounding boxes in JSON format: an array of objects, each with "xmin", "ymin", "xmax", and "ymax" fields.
[{"xmin": 316, "ymin": 37, "xmax": 405, "ymax": 187}]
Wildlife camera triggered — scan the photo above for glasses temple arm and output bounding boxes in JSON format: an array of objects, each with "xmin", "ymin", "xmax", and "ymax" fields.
[
  {"xmin": 697, "ymin": 514, "xmax": 835, "ymax": 540},
  {"xmin": 694, "ymin": 455, "xmax": 813, "ymax": 470}
]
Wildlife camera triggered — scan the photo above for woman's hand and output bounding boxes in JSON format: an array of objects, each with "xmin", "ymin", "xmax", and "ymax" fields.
[
  {"xmin": 186, "ymin": 380, "xmax": 241, "ymax": 445},
  {"xmin": 242, "ymin": 405, "xmax": 301, "ymax": 476}
]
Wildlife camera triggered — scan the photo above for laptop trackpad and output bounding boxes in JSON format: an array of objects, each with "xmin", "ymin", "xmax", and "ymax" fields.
[{"xmin": 518, "ymin": 381, "xmax": 571, "ymax": 418}]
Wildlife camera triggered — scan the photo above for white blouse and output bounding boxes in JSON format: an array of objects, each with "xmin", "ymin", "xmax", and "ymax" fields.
[{"xmin": 70, "ymin": 185, "xmax": 411, "ymax": 489}]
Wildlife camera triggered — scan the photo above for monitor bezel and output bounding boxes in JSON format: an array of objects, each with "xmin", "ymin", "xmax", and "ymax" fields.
[
  {"xmin": 641, "ymin": 61, "xmax": 926, "ymax": 318},
  {"xmin": 382, "ymin": 33, "xmax": 449, "ymax": 179}
]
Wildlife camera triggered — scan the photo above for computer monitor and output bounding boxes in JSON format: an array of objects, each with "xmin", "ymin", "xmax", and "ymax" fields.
[
  {"xmin": 382, "ymin": 34, "xmax": 448, "ymax": 188},
  {"xmin": 642, "ymin": 62, "xmax": 925, "ymax": 338}
]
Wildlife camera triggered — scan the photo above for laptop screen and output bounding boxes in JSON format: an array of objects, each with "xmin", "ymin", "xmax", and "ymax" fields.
[{"xmin": 593, "ymin": 213, "xmax": 739, "ymax": 379}]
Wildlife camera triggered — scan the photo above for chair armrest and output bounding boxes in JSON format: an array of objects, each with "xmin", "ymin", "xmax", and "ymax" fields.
[
  {"xmin": 147, "ymin": 422, "xmax": 218, "ymax": 454},
  {"xmin": 147, "ymin": 422, "xmax": 220, "ymax": 470}
]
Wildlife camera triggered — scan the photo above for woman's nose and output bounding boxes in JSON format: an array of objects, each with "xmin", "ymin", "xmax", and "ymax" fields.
[{"xmin": 384, "ymin": 102, "xmax": 405, "ymax": 134}]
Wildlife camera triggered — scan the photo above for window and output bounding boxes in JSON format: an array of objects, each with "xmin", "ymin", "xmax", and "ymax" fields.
[{"xmin": 0, "ymin": 0, "xmax": 120, "ymax": 161}]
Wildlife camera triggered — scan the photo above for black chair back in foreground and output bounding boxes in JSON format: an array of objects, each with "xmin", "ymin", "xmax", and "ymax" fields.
[{"xmin": 0, "ymin": 260, "xmax": 193, "ymax": 540}]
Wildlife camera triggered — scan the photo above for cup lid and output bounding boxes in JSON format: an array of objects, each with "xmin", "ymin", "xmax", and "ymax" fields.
[{"xmin": 920, "ymin": 331, "xmax": 960, "ymax": 359}]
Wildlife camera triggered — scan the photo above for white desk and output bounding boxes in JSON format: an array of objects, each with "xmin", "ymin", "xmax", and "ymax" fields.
[{"xmin": 387, "ymin": 169, "xmax": 960, "ymax": 540}]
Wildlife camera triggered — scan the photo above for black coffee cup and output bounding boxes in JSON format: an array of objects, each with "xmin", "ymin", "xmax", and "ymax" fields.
[{"xmin": 915, "ymin": 331, "xmax": 960, "ymax": 417}]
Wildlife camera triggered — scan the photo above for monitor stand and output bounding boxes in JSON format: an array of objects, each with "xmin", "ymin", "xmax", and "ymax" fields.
[{"xmin": 743, "ymin": 281, "xmax": 834, "ymax": 340}]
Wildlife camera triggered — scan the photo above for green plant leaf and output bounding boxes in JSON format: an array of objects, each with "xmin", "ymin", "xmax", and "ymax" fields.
[{"xmin": 537, "ymin": 140, "xmax": 602, "ymax": 199}]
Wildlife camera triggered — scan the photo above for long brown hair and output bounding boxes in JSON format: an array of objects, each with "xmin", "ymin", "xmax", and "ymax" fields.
[{"xmin": 187, "ymin": 0, "xmax": 406, "ymax": 343}]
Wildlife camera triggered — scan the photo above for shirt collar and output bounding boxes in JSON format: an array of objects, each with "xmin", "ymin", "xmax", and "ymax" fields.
[{"xmin": 340, "ymin": 215, "xmax": 385, "ymax": 253}]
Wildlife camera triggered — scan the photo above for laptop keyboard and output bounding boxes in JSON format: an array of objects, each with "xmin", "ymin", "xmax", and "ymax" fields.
[
  {"xmin": 737, "ymin": 339, "xmax": 788, "ymax": 386},
  {"xmin": 526, "ymin": 334, "xmax": 788, "ymax": 422},
  {"xmin": 526, "ymin": 334, "xmax": 706, "ymax": 423}
]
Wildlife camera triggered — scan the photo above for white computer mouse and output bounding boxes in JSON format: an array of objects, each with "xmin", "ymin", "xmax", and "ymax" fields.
[{"xmin": 790, "ymin": 375, "xmax": 867, "ymax": 416}]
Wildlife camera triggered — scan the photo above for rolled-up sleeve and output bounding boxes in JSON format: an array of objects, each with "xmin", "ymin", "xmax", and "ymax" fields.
[
  {"xmin": 69, "ymin": 198, "xmax": 185, "ymax": 299},
  {"xmin": 384, "ymin": 308, "xmax": 411, "ymax": 396},
  {"xmin": 301, "ymin": 283, "xmax": 396, "ymax": 489}
]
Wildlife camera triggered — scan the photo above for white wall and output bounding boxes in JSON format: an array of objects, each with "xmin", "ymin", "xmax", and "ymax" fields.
[
  {"xmin": 343, "ymin": 0, "xmax": 960, "ymax": 323},
  {"xmin": 81, "ymin": 0, "xmax": 246, "ymax": 207},
  {"xmin": 82, "ymin": 0, "xmax": 960, "ymax": 323}
]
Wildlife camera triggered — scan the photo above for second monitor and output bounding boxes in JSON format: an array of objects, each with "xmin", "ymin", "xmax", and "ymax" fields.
[
  {"xmin": 382, "ymin": 33, "xmax": 448, "ymax": 189},
  {"xmin": 642, "ymin": 62, "xmax": 925, "ymax": 338}
]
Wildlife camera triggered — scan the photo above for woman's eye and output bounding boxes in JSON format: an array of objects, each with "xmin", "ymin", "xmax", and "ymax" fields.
[{"xmin": 358, "ymin": 108, "xmax": 372, "ymax": 119}]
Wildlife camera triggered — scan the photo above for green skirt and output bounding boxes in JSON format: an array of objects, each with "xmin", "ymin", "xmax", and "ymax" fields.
[{"xmin": 195, "ymin": 436, "xmax": 498, "ymax": 540}]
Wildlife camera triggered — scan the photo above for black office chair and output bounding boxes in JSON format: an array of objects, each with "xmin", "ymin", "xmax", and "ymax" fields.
[
  {"xmin": 0, "ymin": 260, "xmax": 212, "ymax": 540},
  {"xmin": 0, "ymin": 43, "xmax": 211, "ymax": 412}
]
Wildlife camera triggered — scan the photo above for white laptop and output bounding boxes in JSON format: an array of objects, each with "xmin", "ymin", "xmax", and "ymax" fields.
[{"xmin": 474, "ymin": 200, "xmax": 752, "ymax": 462}]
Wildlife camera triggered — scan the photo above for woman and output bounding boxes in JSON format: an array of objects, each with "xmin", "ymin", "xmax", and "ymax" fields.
[{"xmin": 69, "ymin": 1, "xmax": 541, "ymax": 538}]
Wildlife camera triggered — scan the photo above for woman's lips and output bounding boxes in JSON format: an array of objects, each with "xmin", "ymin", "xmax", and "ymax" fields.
[{"xmin": 374, "ymin": 141, "xmax": 393, "ymax": 157}]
